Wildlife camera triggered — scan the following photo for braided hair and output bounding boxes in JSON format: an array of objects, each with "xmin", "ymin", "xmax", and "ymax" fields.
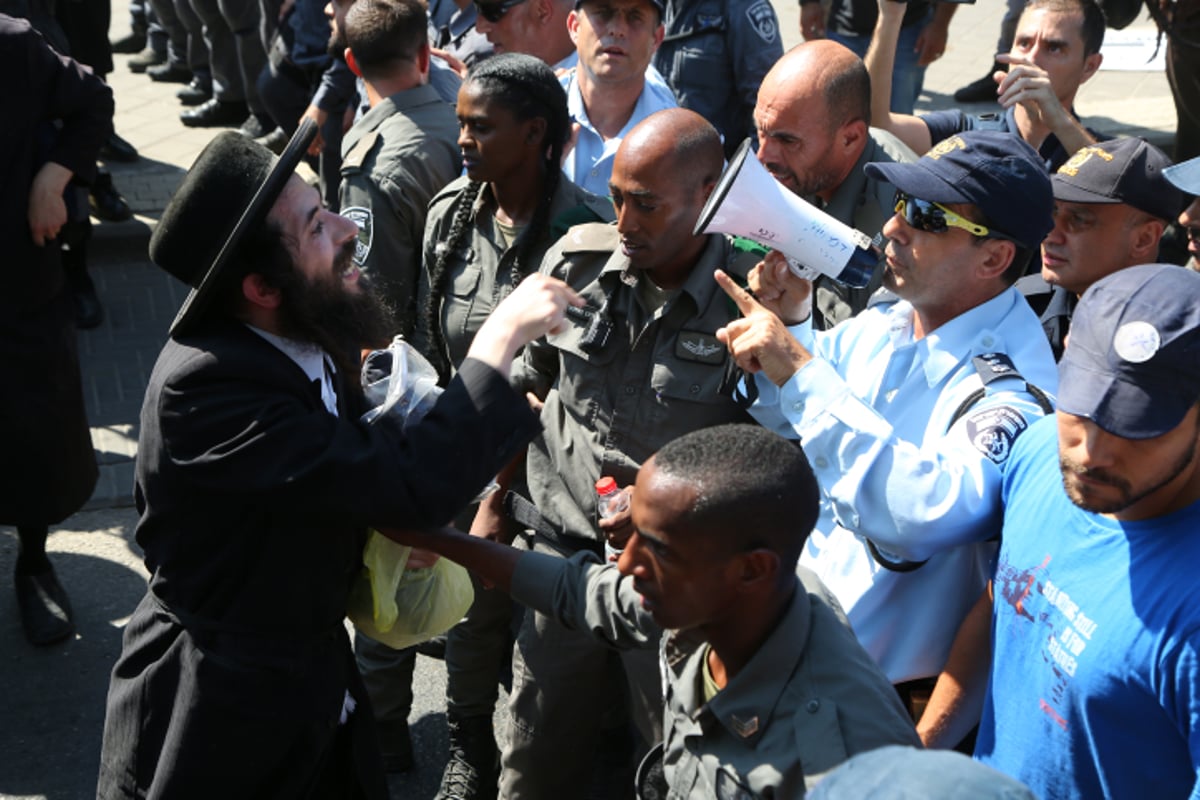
[{"xmin": 420, "ymin": 52, "xmax": 571, "ymax": 382}]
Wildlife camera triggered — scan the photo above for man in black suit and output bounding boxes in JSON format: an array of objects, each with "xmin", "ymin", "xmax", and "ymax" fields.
[{"xmin": 96, "ymin": 122, "xmax": 580, "ymax": 799}]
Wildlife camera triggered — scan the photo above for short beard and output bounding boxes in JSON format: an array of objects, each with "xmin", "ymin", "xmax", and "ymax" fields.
[
  {"xmin": 328, "ymin": 28, "xmax": 347, "ymax": 59},
  {"xmin": 1059, "ymin": 438, "xmax": 1198, "ymax": 514},
  {"xmin": 275, "ymin": 241, "xmax": 396, "ymax": 377}
]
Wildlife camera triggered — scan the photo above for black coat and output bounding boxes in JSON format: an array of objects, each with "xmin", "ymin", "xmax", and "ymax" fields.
[
  {"xmin": 98, "ymin": 319, "xmax": 539, "ymax": 798},
  {"xmin": 0, "ymin": 14, "xmax": 111, "ymax": 525}
]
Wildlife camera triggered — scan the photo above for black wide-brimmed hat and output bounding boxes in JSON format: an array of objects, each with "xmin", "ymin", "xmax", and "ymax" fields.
[{"xmin": 149, "ymin": 120, "xmax": 317, "ymax": 338}]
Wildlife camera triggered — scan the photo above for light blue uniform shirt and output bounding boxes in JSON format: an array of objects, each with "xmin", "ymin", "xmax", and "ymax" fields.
[
  {"xmin": 746, "ymin": 287, "xmax": 1057, "ymax": 683},
  {"xmin": 559, "ymin": 66, "xmax": 677, "ymax": 197}
]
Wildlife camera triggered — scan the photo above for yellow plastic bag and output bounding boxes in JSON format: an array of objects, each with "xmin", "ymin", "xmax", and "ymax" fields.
[{"xmin": 347, "ymin": 529, "xmax": 474, "ymax": 649}]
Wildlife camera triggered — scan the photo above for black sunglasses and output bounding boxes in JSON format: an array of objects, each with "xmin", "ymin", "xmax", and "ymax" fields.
[
  {"xmin": 474, "ymin": 0, "xmax": 529, "ymax": 23},
  {"xmin": 893, "ymin": 190, "xmax": 995, "ymax": 238}
]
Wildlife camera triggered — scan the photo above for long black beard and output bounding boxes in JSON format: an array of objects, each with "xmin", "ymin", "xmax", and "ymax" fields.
[{"xmin": 275, "ymin": 243, "xmax": 396, "ymax": 378}]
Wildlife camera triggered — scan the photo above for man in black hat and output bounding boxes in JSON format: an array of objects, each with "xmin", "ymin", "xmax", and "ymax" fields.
[
  {"xmin": 973, "ymin": 264, "xmax": 1200, "ymax": 797},
  {"xmin": 716, "ymin": 130, "xmax": 1058, "ymax": 732},
  {"xmin": 1, "ymin": 12, "xmax": 111, "ymax": 647},
  {"xmin": 1022, "ymin": 138, "xmax": 1182, "ymax": 359},
  {"xmin": 95, "ymin": 123, "xmax": 581, "ymax": 799}
]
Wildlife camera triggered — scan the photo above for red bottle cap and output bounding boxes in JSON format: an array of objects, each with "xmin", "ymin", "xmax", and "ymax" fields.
[{"xmin": 595, "ymin": 476, "xmax": 618, "ymax": 495}]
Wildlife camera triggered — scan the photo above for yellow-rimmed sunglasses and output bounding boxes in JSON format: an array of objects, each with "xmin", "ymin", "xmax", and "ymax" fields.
[{"xmin": 893, "ymin": 190, "xmax": 993, "ymax": 238}]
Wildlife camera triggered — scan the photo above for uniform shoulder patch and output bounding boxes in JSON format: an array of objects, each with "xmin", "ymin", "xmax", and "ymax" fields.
[
  {"xmin": 560, "ymin": 221, "xmax": 619, "ymax": 254},
  {"xmin": 342, "ymin": 207, "xmax": 373, "ymax": 266},
  {"xmin": 972, "ymin": 352, "xmax": 1019, "ymax": 386},
  {"xmin": 745, "ymin": 0, "xmax": 778, "ymax": 43},
  {"xmin": 342, "ymin": 130, "xmax": 381, "ymax": 171},
  {"xmin": 964, "ymin": 405, "xmax": 1028, "ymax": 464}
]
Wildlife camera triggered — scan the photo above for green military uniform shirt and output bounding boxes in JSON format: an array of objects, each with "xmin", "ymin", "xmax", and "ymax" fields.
[
  {"xmin": 417, "ymin": 175, "xmax": 614, "ymax": 372},
  {"xmin": 509, "ymin": 553, "xmax": 923, "ymax": 797},
  {"xmin": 812, "ymin": 128, "xmax": 917, "ymax": 330},
  {"xmin": 338, "ymin": 83, "xmax": 459, "ymax": 338},
  {"xmin": 513, "ymin": 225, "xmax": 758, "ymax": 546}
]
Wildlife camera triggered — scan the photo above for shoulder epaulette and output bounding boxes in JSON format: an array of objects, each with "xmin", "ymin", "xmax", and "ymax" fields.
[{"xmin": 558, "ymin": 221, "xmax": 619, "ymax": 254}]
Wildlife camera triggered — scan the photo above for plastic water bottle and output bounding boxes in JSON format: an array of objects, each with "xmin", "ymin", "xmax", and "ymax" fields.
[{"xmin": 596, "ymin": 476, "xmax": 629, "ymax": 563}]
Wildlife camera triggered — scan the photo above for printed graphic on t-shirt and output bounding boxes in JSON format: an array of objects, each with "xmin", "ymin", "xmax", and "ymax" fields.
[{"xmin": 995, "ymin": 552, "xmax": 1100, "ymax": 730}]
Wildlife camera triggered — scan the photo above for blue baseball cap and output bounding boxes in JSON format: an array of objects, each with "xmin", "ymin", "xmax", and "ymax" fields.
[
  {"xmin": 807, "ymin": 746, "xmax": 1036, "ymax": 800},
  {"xmin": 864, "ymin": 130, "xmax": 1053, "ymax": 251},
  {"xmin": 1052, "ymin": 138, "xmax": 1180, "ymax": 222},
  {"xmin": 1164, "ymin": 155, "xmax": 1200, "ymax": 197},
  {"xmin": 1058, "ymin": 263, "xmax": 1200, "ymax": 439}
]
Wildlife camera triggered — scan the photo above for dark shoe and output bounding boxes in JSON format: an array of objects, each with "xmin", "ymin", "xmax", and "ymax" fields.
[
  {"xmin": 435, "ymin": 716, "xmax": 498, "ymax": 800},
  {"xmin": 953, "ymin": 67, "xmax": 1001, "ymax": 103},
  {"xmin": 89, "ymin": 172, "xmax": 133, "ymax": 223},
  {"xmin": 180, "ymin": 98, "xmax": 250, "ymax": 128},
  {"xmin": 255, "ymin": 126, "xmax": 288, "ymax": 155},
  {"xmin": 128, "ymin": 45, "xmax": 166, "ymax": 73},
  {"xmin": 100, "ymin": 131, "xmax": 139, "ymax": 163},
  {"xmin": 177, "ymin": 76, "xmax": 213, "ymax": 106},
  {"xmin": 15, "ymin": 568, "xmax": 75, "ymax": 646},
  {"xmin": 147, "ymin": 61, "xmax": 192, "ymax": 83},
  {"xmin": 111, "ymin": 30, "xmax": 147, "ymax": 54},
  {"xmin": 237, "ymin": 113, "xmax": 273, "ymax": 139},
  {"xmin": 376, "ymin": 719, "xmax": 414, "ymax": 774},
  {"xmin": 72, "ymin": 280, "xmax": 104, "ymax": 329}
]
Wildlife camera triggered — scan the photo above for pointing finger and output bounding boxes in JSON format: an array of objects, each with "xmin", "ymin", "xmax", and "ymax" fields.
[{"xmin": 714, "ymin": 269, "xmax": 763, "ymax": 315}]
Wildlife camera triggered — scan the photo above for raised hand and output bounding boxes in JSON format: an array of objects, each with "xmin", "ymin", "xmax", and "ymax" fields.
[
  {"xmin": 714, "ymin": 269, "xmax": 813, "ymax": 388},
  {"xmin": 747, "ymin": 250, "xmax": 813, "ymax": 325},
  {"xmin": 467, "ymin": 273, "xmax": 584, "ymax": 376}
]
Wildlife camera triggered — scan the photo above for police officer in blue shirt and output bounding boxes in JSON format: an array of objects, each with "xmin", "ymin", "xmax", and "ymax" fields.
[{"xmin": 714, "ymin": 131, "xmax": 1058, "ymax": 726}]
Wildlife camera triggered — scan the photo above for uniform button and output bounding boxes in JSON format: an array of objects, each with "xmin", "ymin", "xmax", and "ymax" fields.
[
  {"xmin": 981, "ymin": 335, "xmax": 994, "ymax": 348},
  {"xmin": 792, "ymin": 401, "xmax": 804, "ymax": 413},
  {"xmin": 689, "ymin": 384, "xmax": 700, "ymax": 394},
  {"xmin": 806, "ymin": 699, "xmax": 820, "ymax": 713},
  {"xmin": 814, "ymin": 456, "xmax": 829, "ymax": 469},
  {"xmin": 851, "ymin": 513, "xmax": 860, "ymax": 527},
  {"xmin": 625, "ymin": 385, "xmax": 636, "ymax": 395},
  {"xmin": 591, "ymin": 168, "xmax": 599, "ymax": 177}
]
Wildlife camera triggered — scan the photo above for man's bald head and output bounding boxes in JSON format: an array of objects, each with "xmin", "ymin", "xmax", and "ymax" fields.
[
  {"xmin": 619, "ymin": 108, "xmax": 725, "ymax": 192},
  {"xmin": 765, "ymin": 41, "xmax": 871, "ymax": 131},
  {"xmin": 608, "ymin": 109, "xmax": 723, "ymax": 287},
  {"xmin": 753, "ymin": 41, "xmax": 871, "ymax": 200}
]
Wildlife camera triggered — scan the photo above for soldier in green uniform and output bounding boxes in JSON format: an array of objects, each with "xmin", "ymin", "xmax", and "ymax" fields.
[
  {"xmin": 413, "ymin": 52, "xmax": 613, "ymax": 800},
  {"xmin": 387, "ymin": 423, "xmax": 921, "ymax": 799},
  {"xmin": 337, "ymin": 0, "xmax": 459, "ymax": 339},
  {"xmin": 481, "ymin": 107, "xmax": 760, "ymax": 797}
]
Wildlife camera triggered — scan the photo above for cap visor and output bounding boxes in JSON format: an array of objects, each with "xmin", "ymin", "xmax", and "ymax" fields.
[
  {"xmin": 1051, "ymin": 176, "xmax": 1123, "ymax": 205},
  {"xmin": 1164, "ymin": 157, "xmax": 1200, "ymax": 196},
  {"xmin": 864, "ymin": 159, "xmax": 973, "ymax": 206},
  {"xmin": 1057, "ymin": 358, "xmax": 1183, "ymax": 439}
]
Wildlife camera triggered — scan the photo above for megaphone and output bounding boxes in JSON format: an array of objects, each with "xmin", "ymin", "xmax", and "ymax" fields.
[{"xmin": 694, "ymin": 138, "xmax": 880, "ymax": 288}]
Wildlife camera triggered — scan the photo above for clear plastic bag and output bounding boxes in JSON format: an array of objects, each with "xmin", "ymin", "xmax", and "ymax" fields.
[
  {"xmin": 359, "ymin": 336, "xmax": 443, "ymax": 429},
  {"xmin": 359, "ymin": 336, "xmax": 499, "ymax": 497},
  {"xmin": 347, "ymin": 337, "xmax": 478, "ymax": 647},
  {"xmin": 346, "ymin": 529, "xmax": 474, "ymax": 649}
]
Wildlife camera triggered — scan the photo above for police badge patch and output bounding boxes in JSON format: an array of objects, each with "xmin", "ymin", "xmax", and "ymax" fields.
[
  {"xmin": 745, "ymin": 0, "xmax": 778, "ymax": 43},
  {"xmin": 965, "ymin": 405, "xmax": 1027, "ymax": 464},
  {"xmin": 341, "ymin": 206, "xmax": 373, "ymax": 267}
]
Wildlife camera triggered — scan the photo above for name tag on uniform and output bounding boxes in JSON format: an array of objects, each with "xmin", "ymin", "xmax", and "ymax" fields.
[{"xmin": 676, "ymin": 332, "xmax": 725, "ymax": 364}]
